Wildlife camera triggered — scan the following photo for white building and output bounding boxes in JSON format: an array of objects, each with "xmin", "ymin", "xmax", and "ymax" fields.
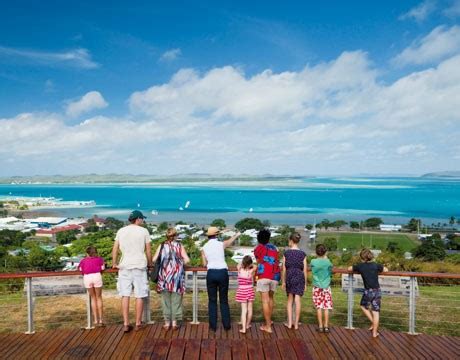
[{"xmin": 380, "ymin": 224, "xmax": 402, "ymax": 232}]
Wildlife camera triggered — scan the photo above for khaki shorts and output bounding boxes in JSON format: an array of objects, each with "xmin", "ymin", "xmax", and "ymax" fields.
[
  {"xmin": 256, "ymin": 278, "xmax": 278, "ymax": 292},
  {"xmin": 117, "ymin": 268, "xmax": 149, "ymax": 298}
]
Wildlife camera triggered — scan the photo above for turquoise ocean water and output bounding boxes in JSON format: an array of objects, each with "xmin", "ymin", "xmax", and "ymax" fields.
[{"xmin": 0, "ymin": 177, "xmax": 459, "ymax": 225}]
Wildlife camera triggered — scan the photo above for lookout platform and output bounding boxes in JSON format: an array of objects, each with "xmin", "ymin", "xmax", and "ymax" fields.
[{"xmin": 1, "ymin": 322, "xmax": 458, "ymax": 359}]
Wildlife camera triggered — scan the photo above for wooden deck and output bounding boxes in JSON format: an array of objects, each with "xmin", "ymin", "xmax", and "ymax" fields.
[{"xmin": 0, "ymin": 323, "xmax": 459, "ymax": 359}]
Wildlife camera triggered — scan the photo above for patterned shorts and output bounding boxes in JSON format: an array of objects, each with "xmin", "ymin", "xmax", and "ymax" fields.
[
  {"xmin": 312, "ymin": 286, "xmax": 333, "ymax": 310},
  {"xmin": 360, "ymin": 288, "xmax": 381, "ymax": 312}
]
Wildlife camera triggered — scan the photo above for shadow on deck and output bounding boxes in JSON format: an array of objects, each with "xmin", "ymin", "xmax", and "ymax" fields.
[{"xmin": 0, "ymin": 323, "xmax": 459, "ymax": 359}]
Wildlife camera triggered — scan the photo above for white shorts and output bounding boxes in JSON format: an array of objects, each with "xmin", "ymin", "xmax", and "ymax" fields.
[
  {"xmin": 117, "ymin": 268, "xmax": 149, "ymax": 298},
  {"xmin": 83, "ymin": 273, "xmax": 103, "ymax": 289}
]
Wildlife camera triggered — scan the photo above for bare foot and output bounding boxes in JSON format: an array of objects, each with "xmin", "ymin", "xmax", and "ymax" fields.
[
  {"xmin": 283, "ymin": 323, "xmax": 292, "ymax": 329},
  {"xmin": 247, "ymin": 324, "xmax": 252, "ymax": 329},
  {"xmin": 373, "ymin": 332, "xmax": 380, "ymax": 338},
  {"xmin": 239, "ymin": 329, "xmax": 246, "ymax": 334},
  {"xmin": 260, "ymin": 325, "xmax": 272, "ymax": 333},
  {"xmin": 368, "ymin": 326, "xmax": 373, "ymax": 331}
]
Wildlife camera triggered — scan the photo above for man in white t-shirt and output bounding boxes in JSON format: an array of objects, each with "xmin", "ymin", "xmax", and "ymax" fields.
[{"xmin": 112, "ymin": 210, "xmax": 152, "ymax": 333}]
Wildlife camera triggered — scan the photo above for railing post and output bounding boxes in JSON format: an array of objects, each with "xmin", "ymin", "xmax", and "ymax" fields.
[
  {"xmin": 25, "ymin": 277, "xmax": 35, "ymax": 334},
  {"xmin": 191, "ymin": 271, "xmax": 199, "ymax": 324},
  {"xmin": 85, "ymin": 291, "xmax": 94, "ymax": 329},
  {"xmin": 143, "ymin": 290, "xmax": 153, "ymax": 324},
  {"xmin": 408, "ymin": 276, "xmax": 416, "ymax": 335},
  {"xmin": 346, "ymin": 273, "xmax": 354, "ymax": 329}
]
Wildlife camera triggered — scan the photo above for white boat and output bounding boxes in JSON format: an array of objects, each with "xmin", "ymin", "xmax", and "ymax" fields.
[{"xmin": 151, "ymin": 210, "xmax": 159, "ymax": 215}]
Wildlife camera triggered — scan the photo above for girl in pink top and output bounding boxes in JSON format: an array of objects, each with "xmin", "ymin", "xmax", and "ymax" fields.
[
  {"xmin": 236, "ymin": 255, "xmax": 255, "ymax": 333},
  {"xmin": 79, "ymin": 246, "xmax": 105, "ymax": 327}
]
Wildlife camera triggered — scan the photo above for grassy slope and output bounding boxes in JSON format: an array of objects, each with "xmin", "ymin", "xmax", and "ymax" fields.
[{"xmin": 316, "ymin": 232, "xmax": 419, "ymax": 252}]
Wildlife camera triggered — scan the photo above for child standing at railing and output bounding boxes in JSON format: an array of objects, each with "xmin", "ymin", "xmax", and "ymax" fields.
[
  {"xmin": 79, "ymin": 245, "xmax": 105, "ymax": 327},
  {"xmin": 282, "ymin": 232, "xmax": 307, "ymax": 330},
  {"xmin": 235, "ymin": 255, "xmax": 256, "ymax": 333},
  {"xmin": 311, "ymin": 243, "xmax": 333, "ymax": 333},
  {"xmin": 349, "ymin": 248, "xmax": 388, "ymax": 338}
]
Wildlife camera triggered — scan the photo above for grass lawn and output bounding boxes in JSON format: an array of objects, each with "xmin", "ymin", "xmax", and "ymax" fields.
[{"xmin": 316, "ymin": 232, "xmax": 419, "ymax": 252}]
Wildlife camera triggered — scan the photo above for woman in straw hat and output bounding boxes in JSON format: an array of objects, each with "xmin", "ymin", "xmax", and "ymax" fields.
[{"xmin": 201, "ymin": 226, "xmax": 241, "ymax": 331}]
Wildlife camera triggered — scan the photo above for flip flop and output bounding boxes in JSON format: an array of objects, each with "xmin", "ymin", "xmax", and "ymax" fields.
[{"xmin": 123, "ymin": 325, "xmax": 133, "ymax": 333}]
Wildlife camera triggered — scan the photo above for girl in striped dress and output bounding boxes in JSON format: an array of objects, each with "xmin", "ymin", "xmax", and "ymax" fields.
[{"xmin": 236, "ymin": 255, "xmax": 255, "ymax": 333}]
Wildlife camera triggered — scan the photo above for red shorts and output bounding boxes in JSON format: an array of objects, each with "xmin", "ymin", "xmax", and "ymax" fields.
[{"xmin": 312, "ymin": 286, "xmax": 333, "ymax": 310}]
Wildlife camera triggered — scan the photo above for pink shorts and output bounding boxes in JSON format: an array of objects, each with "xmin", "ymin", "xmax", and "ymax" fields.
[
  {"xmin": 83, "ymin": 273, "xmax": 103, "ymax": 289},
  {"xmin": 312, "ymin": 286, "xmax": 333, "ymax": 310}
]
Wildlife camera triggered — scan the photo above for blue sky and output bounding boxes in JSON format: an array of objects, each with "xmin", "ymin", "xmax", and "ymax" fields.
[{"xmin": 1, "ymin": 0, "xmax": 460, "ymax": 176}]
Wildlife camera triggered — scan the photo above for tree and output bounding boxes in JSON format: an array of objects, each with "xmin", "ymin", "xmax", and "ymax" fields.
[
  {"xmin": 28, "ymin": 245, "xmax": 61, "ymax": 271},
  {"xmin": 445, "ymin": 234, "xmax": 460, "ymax": 250},
  {"xmin": 449, "ymin": 216, "xmax": 456, "ymax": 226},
  {"xmin": 363, "ymin": 217, "xmax": 383, "ymax": 229},
  {"xmin": 56, "ymin": 230, "xmax": 79, "ymax": 245},
  {"xmin": 305, "ymin": 224, "xmax": 313, "ymax": 230},
  {"xmin": 331, "ymin": 220, "xmax": 347, "ymax": 230},
  {"xmin": 319, "ymin": 219, "xmax": 331, "ymax": 230},
  {"xmin": 105, "ymin": 217, "xmax": 125, "ymax": 231},
  {"xmin": 272, "ymin": 236, "xmax": 289, "ymax": 247},
  {"xmin": 323, "ymin": 237, "xmax": 338, "ymax": 251},
  {"xmin": 235, "ymin": 218, "xmax": 265, "ymax": 231},
  {"xmin": 406, "ymin": 218, "xmax": 421, "ymax": 232},
  {"xmin": 413, "ymin": 241, "xmax": 446, "ymax": 261},
  {"xmin": 386, "ymin": 241, "xmax": 402, "ymax": 254},
  {"xmin": 239, "ymin": 235, "xmax": 253, "ymax": 246},
  {"xmin": 0, "ymin": 230, "xmax": 27, "ymax": 248},
  {"xmin": 349, "ymin": 221, "xmax": 360, "ymax": 230},
  {"xmin": 211, "ymin": 219, "xmax": 226, "ymax": 229},
  {"xmin": 158, "ymin": 222, "xmax": 169, "ymax": 232}
]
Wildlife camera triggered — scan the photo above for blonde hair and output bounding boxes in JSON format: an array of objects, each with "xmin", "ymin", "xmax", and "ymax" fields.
[{"xmin": 166, "ymin": 227, "xmax": 177, "ymax": 241}]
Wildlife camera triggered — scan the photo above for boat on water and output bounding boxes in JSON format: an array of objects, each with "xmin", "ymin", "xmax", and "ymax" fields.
[{"xmin": 151, "ymin": 210, "xmax": 159, "ymax": 215}]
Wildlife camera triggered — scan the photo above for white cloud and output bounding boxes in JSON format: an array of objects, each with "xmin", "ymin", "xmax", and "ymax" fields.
[
  {"xmin": 396, "ymin": 144, "xmax": 427, "ymax": 156},
  {"xmin": 0, "ymin": 46, "xmax": 99, "ymax": 69},
  {"xmin": 399, "ymin": 0, "xmax": 436, "ymax": 22},
  {"xmin": 1, "ymin": 50, "xmax": 459, "ymax": 175},
  {"xmin": 65, "ymin": 91, "xmax": 108, "ymax": 118},
  {"xmin": 444, "ymin": 0, "xmax": 460, "ymax": 17},
  {"xmin": 392, "ymin": 25, "xmax": 460, "ymax": 66},
  {"xmin": 159, "ymin": 48, "xmax": 182, "ymax": 62}
]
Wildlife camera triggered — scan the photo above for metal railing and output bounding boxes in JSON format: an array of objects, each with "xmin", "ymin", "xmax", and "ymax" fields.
[{"xmin": 0, "ymin": 268, "xmax": 459, "ymax": 336}]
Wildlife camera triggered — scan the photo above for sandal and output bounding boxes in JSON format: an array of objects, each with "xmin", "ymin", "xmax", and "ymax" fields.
[
  {"xmin": 324, "ymin": 327, "xmax": 330, "ymax": 333},
  {"xmin": 123, "ymin": 325, "xmax": 133, "ymax": 333},
  {"xmin": 316, "ymin": 327, "xmax": 324, "ymax": 333}
]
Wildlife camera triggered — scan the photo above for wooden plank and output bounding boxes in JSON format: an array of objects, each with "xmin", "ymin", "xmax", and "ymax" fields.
[
  {"xmin": 333, "ymin": 327, "xmax": 376, "ymax": 360},
  {"xmin": 275, "ymin": 339, "xmax": 298, "ymax": 360},
  {"xmin": 202, "ymin": 322, "xmax": 209, "ymax": 340},
  {"xmin": 44, "ymin": 329, "xmax": 82, "ymax": 360},
  {"xmin": 345, "ymin": 328, "xmax": 379, "ymax": 360},
  {"xmin": 167, "ymin": 338, "xmax": 186, "ymax": 359},
  {"xmin": 215, "ymin": 339, "xmax": 232, "ymax": 360},
  {"xmin": 230, "ymin": 339, "xmax": 248, "ymax": 360},
  {"xmin": 133, "ymin": 324, "xmax": 160, "ymax": 360},
  {"xmin": 260, "ymin": 339, "xmax": 281, "ymax": 360},
  {"xmin": 8, "ymin": 332, "xmax": 48, "ymax": 359},
  {"xmin": 300, "ymin": 324, "xmax": 334, "ymax": 360},
  {"xmin": 121, "ymin": 327, "xmax": 151, "ymax": 360},
  {"xmin": 200, "ymin": 339, "xmax": 216, "ymax": 360},
  {"xmin": 48, "ymin": 329, "xmax": 88, "ymax": 359},
  {"xmin": 150, "ymin": 338, "xmax": 171, "ymax": 360},
  {"xmin": 382, "ymin": 330, "xmax": 428, "ymax": 360},
  {"xmin": 246, "ymin": 339, "xmax": 264, "ymax": 360},
  {"xmin": 322, "ymin": 326, "xmax": 354, "ymax": 360},
  {"xmin": 71, "ymin": 328, "xmax": 103, "ymax": 359},
  {"xmin": 184, "ymin": 339, "xmax": 202, "ymax": 360},
  {"xmin": 94, "ymin": 325, "xmax": 125, "ymax": 360},
  {"xmin": 290, "ymin": 339, "xmax": 314, "ymax": 360}
]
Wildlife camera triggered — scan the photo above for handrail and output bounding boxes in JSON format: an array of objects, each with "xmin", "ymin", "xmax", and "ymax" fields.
[{"xmin": 1, "ymin": 267, "xmax": 459, "ymax": 279}]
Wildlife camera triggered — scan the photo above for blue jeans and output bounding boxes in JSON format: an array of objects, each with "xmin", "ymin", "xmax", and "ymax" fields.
[{"xmin": 206, "ymin": 269, "xmax": 231, "ymax": 331}]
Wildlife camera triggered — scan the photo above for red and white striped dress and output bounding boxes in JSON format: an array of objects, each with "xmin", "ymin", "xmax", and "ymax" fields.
[{"xmin": 235, "ymin": 269, "xmax": 255, "ymax": 303}]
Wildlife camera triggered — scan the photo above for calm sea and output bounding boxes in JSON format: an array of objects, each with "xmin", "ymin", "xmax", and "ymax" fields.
[{"xmin": 1, "ymin": 177, "xmax": 459, "ymax": 225}]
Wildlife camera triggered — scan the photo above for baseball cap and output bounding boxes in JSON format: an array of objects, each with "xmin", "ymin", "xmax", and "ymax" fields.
[{"xmin": 128, "ymin": 210, "xmax": 147, "ymax": 221}]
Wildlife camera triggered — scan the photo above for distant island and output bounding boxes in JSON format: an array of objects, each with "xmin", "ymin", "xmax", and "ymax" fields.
[
  {"xmin": 421, "ymin": 171, "xmax": 460, "ymax": 178},
  {"xmin": 0, "ymin": 174, "xmax": 304, "ymax": 184}
]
